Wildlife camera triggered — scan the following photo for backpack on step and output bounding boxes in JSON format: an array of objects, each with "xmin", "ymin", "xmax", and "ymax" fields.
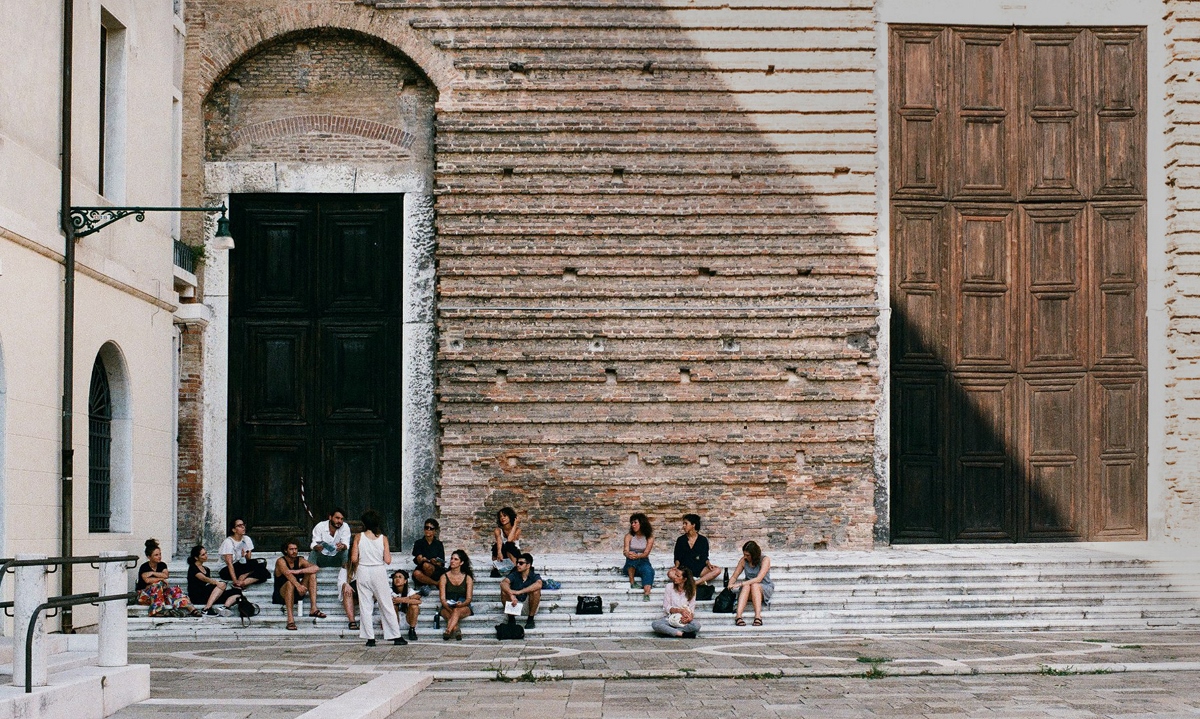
[
  {"xmin": 496, "ymin": 621, "xmax": 525, "ymax": 640},
  {"xmin": 236, "ymin": 595, "xmax": 260, "ymax": 626}
]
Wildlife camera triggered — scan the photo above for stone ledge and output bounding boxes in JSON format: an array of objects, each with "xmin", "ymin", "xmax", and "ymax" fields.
[
  {"xmin": 295, "ymin": 671, "xmax": 431, "ymax": 719},
  {"xmin": 0, "ymin": 664, "xmax": 149, "ymax": 719}
]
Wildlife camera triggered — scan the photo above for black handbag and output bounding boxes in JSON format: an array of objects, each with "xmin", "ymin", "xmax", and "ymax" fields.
[
  {"xmin": 236, "ymin": 595, "xmax": 260, "ymax": 626},
  {"xmin": 695, "ymin": 584, "xmax": 715, "ymax": 601},
  {"xmin": 575, "ymin": 595, "xmax": 603, "ymax": 615},
  {"xmin": 496, "ymin": 621, "xmax": 525, "ymax": 640},
  {"xmin": 712, "ymin": 588, "xmax": 736, "ymax": 613}
]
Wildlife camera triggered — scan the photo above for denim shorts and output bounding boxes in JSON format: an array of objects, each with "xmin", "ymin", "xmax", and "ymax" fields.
[{"xmin": 622, "ymin": 557, "xmax": 654, "ymax": 586}]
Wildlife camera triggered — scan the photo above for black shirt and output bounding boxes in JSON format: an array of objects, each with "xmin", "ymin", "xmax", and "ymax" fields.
[
  {"xmin": 673, "ymin": 534, "xmax": 710, "ymax": 577},
  {"xmin": 136, "ymin": 561, "xmax": 167, "ymax": 592},
  {"xmin": 412, "ymin": 537, "xmax": 445, "ymax": 565}
]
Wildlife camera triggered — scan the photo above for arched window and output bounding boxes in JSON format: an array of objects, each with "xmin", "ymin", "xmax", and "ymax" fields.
[{"xmin": 88, "ymin": 355, "xmax": 113, "ymax": 533}]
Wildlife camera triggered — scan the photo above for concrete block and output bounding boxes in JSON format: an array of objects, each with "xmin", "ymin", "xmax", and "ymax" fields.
[{"xmin": 294, "ymin": 672, "xmax": 431, "ymax": 719}]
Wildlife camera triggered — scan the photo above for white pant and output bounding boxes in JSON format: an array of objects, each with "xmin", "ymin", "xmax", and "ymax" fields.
[{"xmin": 356, "ymin": 564, "xmax": 400, "ymax": 641}]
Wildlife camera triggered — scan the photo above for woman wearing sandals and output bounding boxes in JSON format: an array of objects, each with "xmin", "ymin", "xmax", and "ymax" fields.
[
  {"xmin": 137, "ymin": 539, "xmax": 202, "ymax": 617},
  {"xmin": 352, "ymin": 509, "xmax": 405, "ymax": 646},
  {"xmin": 622, "ymin": 513, "xmax": 655, "ymax": 601},
  {"xmin": 439, "ymin": 549, "xmax": 474, "ymax": 640},
  {"xmin": 729, "ymin": 540, "xmax": 773, "ymax": 627}
]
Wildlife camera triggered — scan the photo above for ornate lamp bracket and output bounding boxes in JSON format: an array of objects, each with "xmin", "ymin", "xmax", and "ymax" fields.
[{"xmin": 67, "ymin": 205, "xmax": 229, "ymax": 239}]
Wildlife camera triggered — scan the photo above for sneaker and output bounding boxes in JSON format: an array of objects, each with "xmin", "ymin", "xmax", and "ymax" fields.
[
  {"xmin": 525, "ymin": 616, "xmax": 536, "ymax": 629},
  {"xmin": 681, "ymin": 630, "xmax": 697, "ymax": 639},
  {"xmin": 642, "ymin": 594, "xmax": 650, "ymax": 602},
  {"xmin": 417, "ymin": 585, "xmax": 432, "ymax": 597},
  {"xmin": 407, "ymin": 626, "xmax": 418, "ymax": 641},
  {"xmin": 204, "ymin": 607, "xmax": 220, "ymax": 616},
  {"xmin": 393, "ymin": 637, "xmax": 408, "ymax": 646}
]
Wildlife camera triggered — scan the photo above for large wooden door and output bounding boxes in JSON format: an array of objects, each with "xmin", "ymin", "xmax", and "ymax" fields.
[
  {"xmin": 889, "ymin": 27, "xmax": 1147, "ymax": 542},
  {"xmin": 229, "ymin": 194, "xmax": 403, "ymax": 547}
]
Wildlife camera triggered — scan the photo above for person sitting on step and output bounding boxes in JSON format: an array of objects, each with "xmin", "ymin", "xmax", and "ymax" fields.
[
  {"xmin": 491, "ymin": 507, "xmax": 522, "ymax": 576},
  {"xmin": 273, "ymin": 539, "xmax": 325, "ymax": 630},
  {"xmin": 338, "ymin": 557, "xmax": 359, "ymax": 631},
  {"xmin": 219, "ymin": 519, "xmax": 271, "ymax": 590},
  {"xmin": 500, "ymin": 552, "xmax": 543, "ymax": 630},
  {"xmin": 651, "ymin": 567, "xmax": 700, "ymax": 638},
  {"xmin": 439, "ymin": 549, "xmax": 475, "ymax": 641},
  {"xmin": 672, "ymin": 513, "xmax": 722, "ymax": 587},
  {"xmin": 391, "ymin": 569, "xmax": 423, "ymax": 641},
  {"xmin": 138, "ymin": 538, "xmax": 201, "ymax": 617},
  {"xmin": 728, "ymin": 540, "xmax": 774, "ymax": 627},
  {"xmin": 622, "ymin": 512, "xmax": 655, "ymax": 601},
  {"xmin": 411, "ymin": 518, "xmax": 445, "ymax": 593},
  {"xmin": 186, "ymin": 544, "xmax": 242, "ymax": 616},
  {"xmin": 309, "ymin": 507, "xmax": 351, "ymax": 569}
]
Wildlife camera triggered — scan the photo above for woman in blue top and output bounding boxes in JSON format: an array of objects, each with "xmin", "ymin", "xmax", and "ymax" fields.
[{"xmin": 728, "ymin": 540, "xmax": 773, "ymax": 626}]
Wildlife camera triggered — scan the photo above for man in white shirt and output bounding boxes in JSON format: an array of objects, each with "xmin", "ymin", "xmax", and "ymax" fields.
[{"xmin": 310, "ymin": 508, "xmax": 351, "ymax": 568}]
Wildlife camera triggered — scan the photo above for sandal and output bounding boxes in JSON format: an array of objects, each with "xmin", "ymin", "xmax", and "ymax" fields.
[
  {"xmin": 753, "ymin": 617, "xmax": 763, "ymax": 626},
  {"xmin": 735, "ymin": 616, "xmax": 746, "ymax": 626},
  {"xmin": 309, "ymin": 610, "xmax": 327, "ymax": 619},
  {"xmin": 286, "ymin": 621, "xmax": 297, "ymax": 631},
  {"xmin": 348, "ymin": 621, "xmax": 360, "ymax": 630}
]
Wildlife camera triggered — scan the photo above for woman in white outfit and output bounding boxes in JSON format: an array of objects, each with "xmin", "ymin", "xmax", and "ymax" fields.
[{"xmin": 351, "ymin": 510, "xmax": 405, "ymax": 647}]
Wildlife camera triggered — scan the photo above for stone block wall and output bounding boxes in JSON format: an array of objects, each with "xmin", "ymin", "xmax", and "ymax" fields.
[{"xmin": 182, "ymin": 0, "xmax": 881, "ymax": 553}]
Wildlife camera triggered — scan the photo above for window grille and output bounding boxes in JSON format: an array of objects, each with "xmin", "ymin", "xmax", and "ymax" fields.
[{"xmin": 88, "ymin": 356, "xmax": 112, "ymax": 533}]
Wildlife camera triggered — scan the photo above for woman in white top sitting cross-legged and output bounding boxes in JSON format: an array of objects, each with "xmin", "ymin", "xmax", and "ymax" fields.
[{"xmin": 651, "ymin": 566, "xmax": 700, "ymax": 638}]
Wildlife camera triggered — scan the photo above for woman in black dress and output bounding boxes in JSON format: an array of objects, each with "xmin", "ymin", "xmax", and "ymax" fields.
[{"xmin": 186, "ymin": 545, "xmax": 242, "ymax": 615}]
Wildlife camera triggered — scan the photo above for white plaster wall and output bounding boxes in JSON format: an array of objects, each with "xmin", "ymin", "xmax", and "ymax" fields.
[
  {"xmin": 874, "ymin": 0, "xmax": 1171, "ymax": 541},
  {"xmin": 0, "ymin": 1, "xmax": 183, "ymax": 630},
  {"xmin": 202, "ymin": 162, "xmax": 437, "ymax": 551}
]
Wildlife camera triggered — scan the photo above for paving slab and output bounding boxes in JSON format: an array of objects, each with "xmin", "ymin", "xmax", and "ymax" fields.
[{"xmin": 102, "ymin": 627, "xmax": 1200, "ymax": 718}]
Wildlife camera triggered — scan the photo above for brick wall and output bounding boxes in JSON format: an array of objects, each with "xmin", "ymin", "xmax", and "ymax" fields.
[
  {"xmin": 1165, "ymin": 0, "xmax": 1200, "ymax": 539},
  {"xmin": 183, "ymin": 0, "xmax": 880, "ymax": 552},
  {"xmin": 176, "ymin": 321, "xmax": 205, "ymax": 549}
]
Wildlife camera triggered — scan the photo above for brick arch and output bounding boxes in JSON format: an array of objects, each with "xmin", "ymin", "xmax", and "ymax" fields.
[
  {"xmin": 194, "ymin": 3, "xmax": 461, "ymax": 101},
  {"xmin": 228, "ymin": 115, "xmax": 417, "ymax": 155}
]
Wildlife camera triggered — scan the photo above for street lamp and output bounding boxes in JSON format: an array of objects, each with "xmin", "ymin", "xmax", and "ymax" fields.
[
  {"xmin": 68, "ymin": 204, "xmax": 234, "ymax": 248},
  {"xmin": 54, "ymin": 203, "xmax": 231, "ymax": 632}
]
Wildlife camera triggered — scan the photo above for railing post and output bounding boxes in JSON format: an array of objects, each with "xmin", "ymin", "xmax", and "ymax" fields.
[
  {"xmin": 13, "ymin": 555, "xmax": 48, "ymax": 688},
  {"xmin": 97, "ymin": 552, "xmax": 127, "ymax": 667}
]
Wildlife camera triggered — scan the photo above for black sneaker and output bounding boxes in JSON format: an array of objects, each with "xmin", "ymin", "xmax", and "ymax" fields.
[
  {"xmin": 393, "ymin": 637, "xmax": 408, "ymax": 646},
  {"xmin": 365, "ymin": 639, "xmax": 376, "ymax": 647},
  {"xmin": 490, "ymin": 567, "xmax": 501, "ymax": 578},
  {"xmin": 407, "ymin": 626, "xmax": 417, "ymax": 641},
  {"xmin": 681, "ymin": 630, "xmax": 697, "ymax": 639},
  {"xmin": 204, "ymin": 608, "xmax": 219, "ymax": 616},
  {"xmin": 525, "ymin": 616, "xmax": 536, "ymax": 629}
]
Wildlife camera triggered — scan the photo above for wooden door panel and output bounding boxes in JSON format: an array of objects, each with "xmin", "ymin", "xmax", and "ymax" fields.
[
  {"xmin": 953, "ymin": 206, "xmax": 1015, "ymax": 369},
  {"xmin": 891, "ymin": 28, "xmax": 947, "ymax": 198},
  {"xmin": 1022, "ymin": 376, "xmax": 1086, "ymax": 538},
  {"xmin": 238, "ymin": 439, "xmax": 308, "ymax": 538},
  {"xmin": 892, "ymin": 375, "xmax": 948, "ymax": 541},
  {"xmin": 321, "ymin": 439, "xmax": 391, "ymax": 534},
  {"xmin": 320, "ymin": 208, "xmax": 398, "ymax": 314},
  {"xmin": 1091, "ymin": 204, "xmax": 1146, "ymax": 368},
  {"xmin": 239, "ymin": 321, "xmax": 310, "ymax": 424},
  {"xmin": 892, "ymin": 205, "xmax": 947, "ymax": 366},
  {"xmin": 1090, "ymin": 375, "xmax": 1147, "ymax": 538},
  {"xmin": 953, "ymin": 377, "xmax": 1015, "ymax": 540},
  {"xmin": 232, "ymin": 208, "xmax": 315, "ymax": 315},
  {"xmin": 1019, "ymin": 30, "xmax": 1086, "ymax": 199},
  {"xmin": 1091, "ymin": 30, "xmax": 1146, "ymax": 199},
  {"xmin": 1023, "ymin": 205, "xmax": 1086, "ymax": 370},
  {"xmin": 321, "ymin": 321, "xmax": 393, "ymax": 423},
  {"xmin": 951, "ymin": 29, "xmax": 1016, "ymax": 200}
]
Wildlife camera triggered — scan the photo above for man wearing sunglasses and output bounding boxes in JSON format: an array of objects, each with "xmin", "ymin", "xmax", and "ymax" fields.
[{"xmin": 500, "ymin": 553, "xmax": 543, "ymax": 630}]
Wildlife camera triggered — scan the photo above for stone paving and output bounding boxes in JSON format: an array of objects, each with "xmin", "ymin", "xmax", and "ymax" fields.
[{"xmin": 105, "ymin": 628, "xmax": 1200, "ymax": 719}]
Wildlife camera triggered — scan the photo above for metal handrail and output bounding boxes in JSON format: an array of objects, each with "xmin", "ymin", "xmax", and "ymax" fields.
[
  {"xmin": 24, "ymin": 590, "xmax": 135, "ymax": 693},
  {"xmin": 0, "ymin": 554, "xmax": 138, "ymax": 593}
]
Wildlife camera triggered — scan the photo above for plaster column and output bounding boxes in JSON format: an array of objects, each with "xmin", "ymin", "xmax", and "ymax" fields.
[
  {"xmin": 13, "ymin": 554, "xmax": 48, "ymax": 687},
  {"xmin": 97, "ymin": 551, "xmax": 128, "ymax": 667}
]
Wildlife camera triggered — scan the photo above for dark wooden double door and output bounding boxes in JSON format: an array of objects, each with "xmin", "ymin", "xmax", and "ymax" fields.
[
  {"xmin": 889, "ymin": 26, "xmax": 1147, "ymax": 542},
  {"xmin": 229, "ymin": 195, "xmax": 402, "ymax": 547}
]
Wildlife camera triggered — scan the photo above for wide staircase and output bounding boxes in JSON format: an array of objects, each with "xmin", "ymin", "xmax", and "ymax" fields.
[{"xmin": 127, "ymin": 543, "xmax": 1200, "ymax": 639}]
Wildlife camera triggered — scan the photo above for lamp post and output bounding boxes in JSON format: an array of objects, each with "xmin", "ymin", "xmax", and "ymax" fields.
[{"xmin": 56, "ymin": 203, "xmax": 232, "ymax": 631}]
